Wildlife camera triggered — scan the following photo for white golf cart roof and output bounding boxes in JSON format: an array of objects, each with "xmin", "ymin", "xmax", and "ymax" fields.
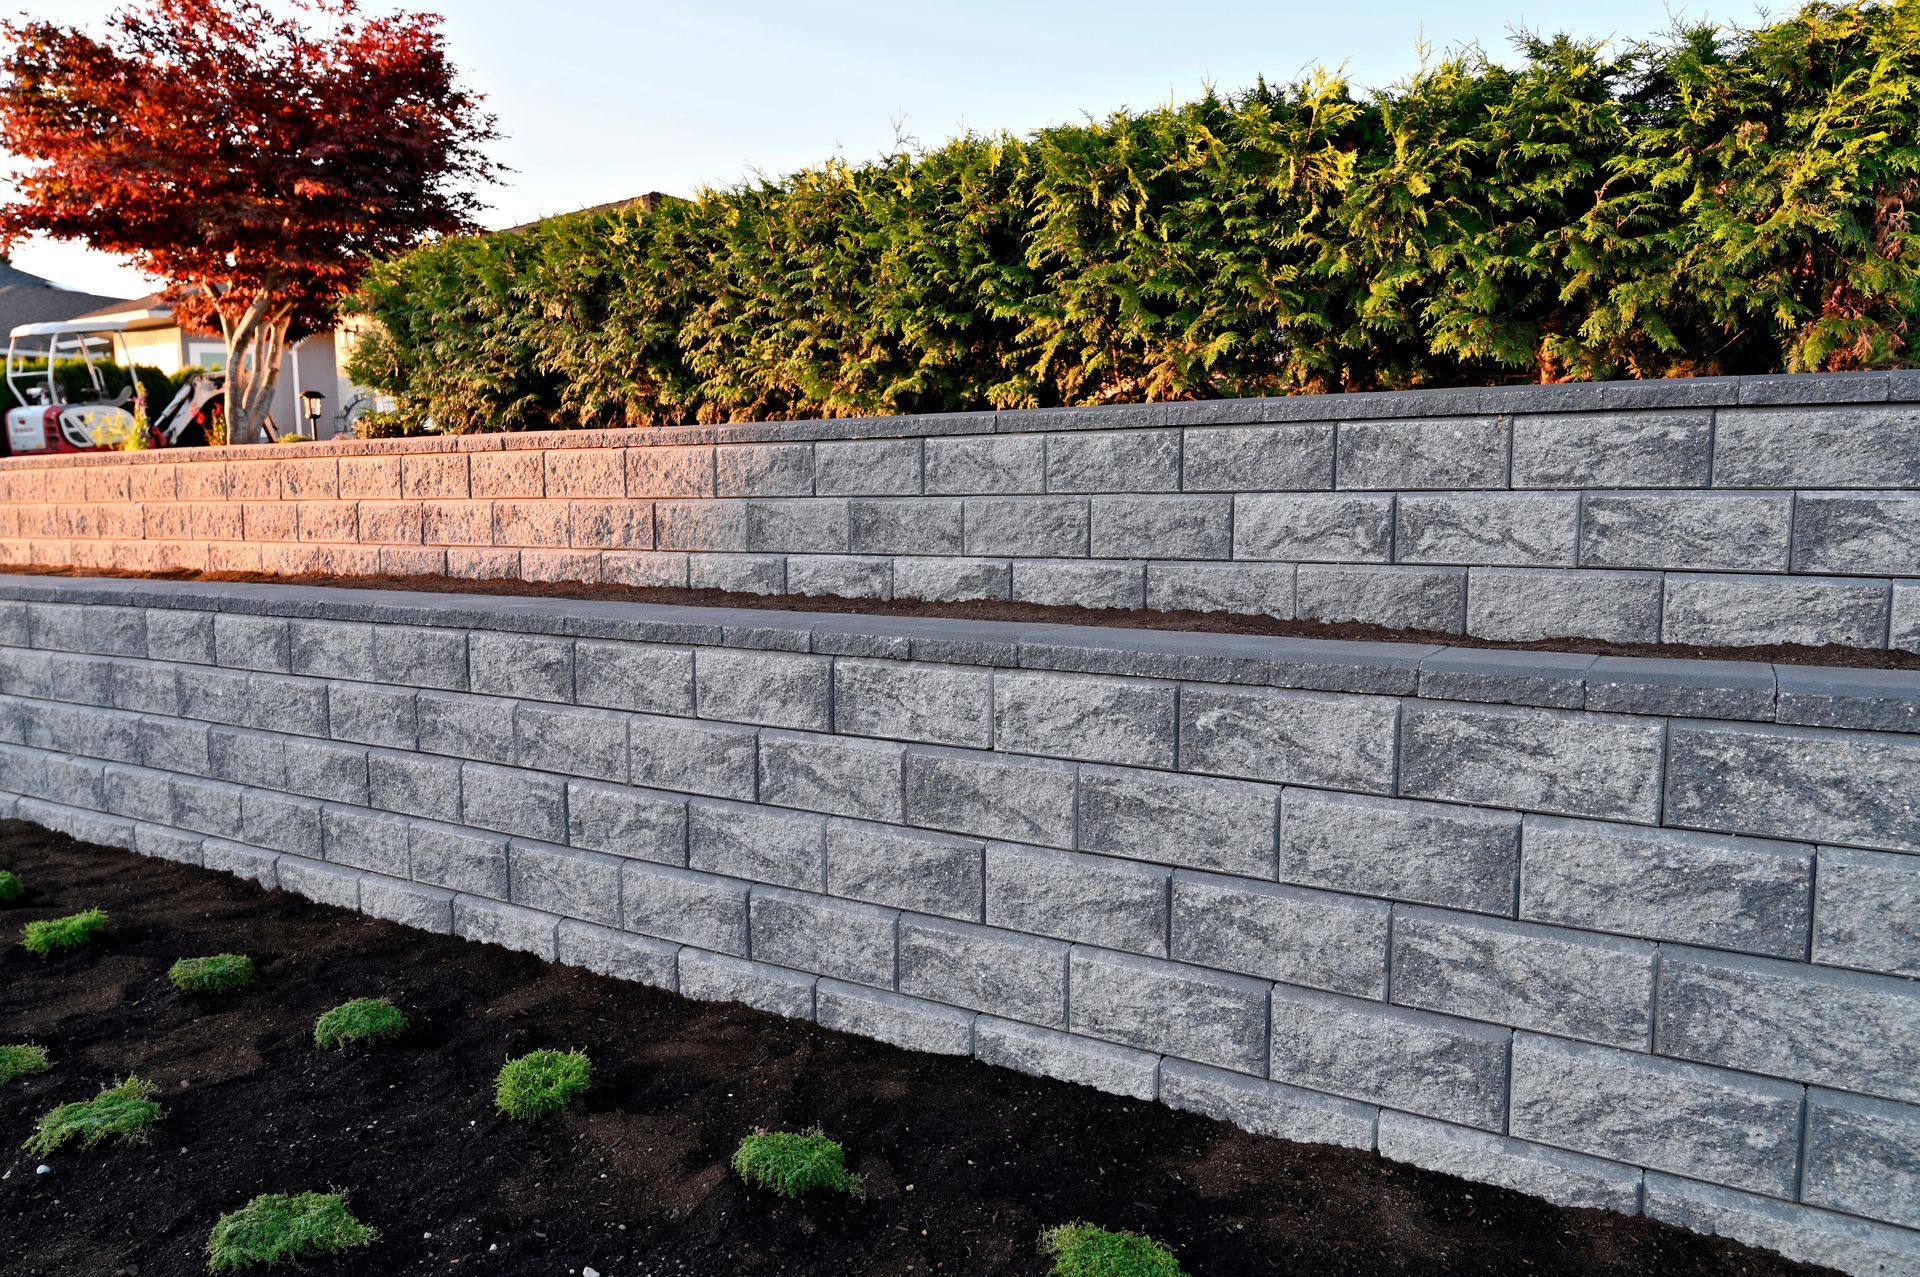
[{"xmin": 9, "ymin": 315, "xmax": 140, "ymax": 339}]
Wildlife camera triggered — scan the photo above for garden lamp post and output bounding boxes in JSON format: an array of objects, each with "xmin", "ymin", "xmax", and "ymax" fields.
[{"xmin": 299, "ymin": 390, "xmax": 326, "ymax": 439}]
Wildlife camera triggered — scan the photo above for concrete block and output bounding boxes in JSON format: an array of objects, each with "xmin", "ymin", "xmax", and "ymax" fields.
[
  {"xmin": 678, "ymin": 949, "xmax": 816, "ymax": 1019},
  {"xmin": 1521, "ymin": 817, "xmax": 1812, "ymax": 958},
  {"xmin": 746, "ymin": 498, "xmax": 850, "ymax": 553},
  {"xmin": 897, "ymin": 916, "xmax": 1068, "ymax": 1025},
  {"xmin": 1296, "ymin": 564, "xmax": 1466, "ymax": 633},
  {"xmin": 277, "ymin": 855, "xmax": 361, "ymax": 910},
  {"xmin": 1508, "ymin": 1033, "xmax": 1802, "ymax": 1197},
  {"xmin": 1180, "ymin": 423, "xmax": 1334, "ymax": 492},
  {"xmin": 321, "ymin": 805, "xmax": 410, "ymax": 877},
  {"xmin": 372, "ymin": 625, "xmax": 470, "ymax": 691},
  {"xmin": 1399, "ymin": 701, "xmax": 1665, "ymax": 824},
  {"xmin": 814, "ymin": 438, "xmax": 922, "ymax": 496},
  {"xmin": 1337, "ymin": 416, "xmax": 1507, "ymax": 490},
  {"xmin": 1375, "ymin": 1112, "xmax": 1643, "ymax": 1212},
  {"xmin": 1803, "ymin": 1089, "xmax": 1920, "ymax": 1229},
  {"xmin": 409, "ymin": 821, "xmax": 510, "ymax": 897},
  {"xmin": 694, "ymin": 648, "xmax": 830, "ymax": 731},
  {"xmin": 1656, "ymin": 946, "xmax": 1920, "ymax": 1104},
  {"xmin": 453, "ymin": 895, "xmax": 557, "ymax": 960},
  {"xmin": 987, "ymin": 843, "xmax": 1168, "ymax": 956},
  {"xmin": 1070, "ymin": 947, "xmax": 1267, "ymax": 1074},
  {"xmin": 1713, "ymin": 405, "xmax": 1920, "ymax": 487},
  {"xmin": 891, "ymin": 555, "xmax": 1012, "ymax": 603},
  {"xmin": 1160, "ymin": 1059, "xmax": 1375, "ymax": 1148},
  {"xmin": 1665, "ymin": 720, "xmax": 1920, "ymax": 853},
  {"xmin": 1011, "ymin": 560, "xmax": 1146, "ymax": 610},
  {"xmin": 555, "ymin": 919, "xmax": 678, "ymax": 989},
  {"xmin": 1171, "ymin": 871, "xmax": 1387, "ymax": 998},
  {"xmin": 962, "ymin": 496, "xmax": 1088, "ymax": 557},
  {"xmin": 749, "ymin": 885, "xmax": 897, "ymax": 988},
  {"xmin": 329, "ymin": 683, "xmax": 418, "ymax": 750},
  {"xmin": 1233, "ymin": 493, "xmax": 1391, "ymax": 562},
  {"xmin": 468, "ymin": 631, "xmax": 574, "ymax": 702},
  {"xmin": 715, "ymin": 441, "xmax": 814, "ymax": 496},
  {"xmin": 1509, "ymin": 410, "xmax": 1712, "ymax": 489},
  {"xmin": 1644, "ymin": 1172, "xmax": 1920, "ymax": 1277},
  {"xmin": 514, "ymin": 702, "xmax": 627, "ymax": 781},
  {"xmin": 1396, "ymin": 493, "xmax": 1580, "ymax": 567},
  {"xmin": 1078, "ymin": 764, "xmax": 1276, "ymax": 877},
  {"xmin": 992, "ymin": 670, "xmax": 1174, "ymax": 768},
  {"xmin": 687, "ymin": 799, "xmax": 825, "ymax": 891},
  {"xmin": 1045, "ymin": 428, "xmax": 1180, "ymax": 493},
  {"xmin": 758, "ymin": 730, "xmax": 904, "ymax": 823},
  {"xmin": 1815, "ymin": 846, "xmax": 1920, "ymax": 977},
  {"xmin": 849, "ymin": 498, "xmax": 964, "ymax": 555},
  {"xmin": 367, "ymin": 751, "xmax": 462, "ymax": 822},
  {"xmin": 925, "ymin": 434, "xmax": 1043, "ymax": 494},
  {"xmin": 786, "ymin": 554, "xmax": 893, "ymax": 600},
  {"xmin": 1145, "ymin": 562, "xmax": 1296, "ymax": 620},
  {"xmin": 288, "ymin": 620, "xmax": 375, "ymax": 679},
  {"xmin": 566, "ymin": 779, "xmax": 685, "ymax": 866},
  {"xmin": 816, "ymin": 980, "xmax": 974, "ymax": 1055},
  {"xmin": 1390, "ymin": 906, "xmax": 1656, "ymax": 1048},
  {"xmin": 824, "ymin": 818, "xmax": 982, "ymax": 921},
  {"xmin": 621, "ymin": 861, "xmax": 749, "ymax": 953},
  {"xmin": 1581, "ymin": 492, "xmax": 1793, "ymax": 572},
  {"xmin": 903, "ymin": 745, "xmax": 1076, "ymax": 846},
  {"xmin": 1662, "ymin": 573, "xmax": 1891, "ymax": 649},
  {"xmin": 241, "ymin": 790, "xmax": 322, "ymax": 856},
  {"xmin": 629, "ymin": 713, "xmax": 758, "ymax": 801},
  {"xmin": 359, "ymin": 876, "xmax": 454, "ymax": 934},
  {"xmin": 416, "ymin": 690, "xmax": 516, "ymax": 764},
  {"xmin": 1793, "ymin": 492, "xmax": 1920, "ymax": 577},
  {"xmin": 200, "ymin": 838, "xmax": 279, "ymax": 887},
  {"xmin": 1269, "ymin": 985, "xmax": 1510, "ymax": 1130},
  {"xmin": 1776, "ymin": 665, "xmax": 1920, "ymax": 734},
  {"xmin": 460, "ymin": 761, "xmax": 566, "ymax": 842},
  {"xmin": 509, "ymin": 840, "xmax": 622, "ymax": 926},
  {"xmin": 1178, "ymin": 684, "xmax": 1396, "ymax": 793},
  {"xmin": 973, "ymin": 1017, "xmax": 1157, "ymax": 1100}
]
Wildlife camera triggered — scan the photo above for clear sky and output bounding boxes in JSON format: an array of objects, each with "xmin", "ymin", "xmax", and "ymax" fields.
[{"xmin": 7, "ymin": 0, "xmax": 1769, "ymax": 299}]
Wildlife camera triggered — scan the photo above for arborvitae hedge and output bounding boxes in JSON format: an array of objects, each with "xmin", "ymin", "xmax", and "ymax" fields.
[{"xmin": 346, "ymin": 3, "xmax": 1920, "ymax": 432}]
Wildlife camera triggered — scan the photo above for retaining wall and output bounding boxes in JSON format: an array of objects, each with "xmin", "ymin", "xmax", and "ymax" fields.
[
  {"xmin": 0, "ymin": 574, "xmax": 1914, "ymax": 1275},
  {"xmin": 3, "ymin": 373, "xmax": 1920, "ymax": 652}
]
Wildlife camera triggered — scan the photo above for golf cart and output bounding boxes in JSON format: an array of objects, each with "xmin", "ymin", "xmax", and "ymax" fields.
[{"xmin": 4, "ymin": 316, "xmax": 224, "ymax": 455}]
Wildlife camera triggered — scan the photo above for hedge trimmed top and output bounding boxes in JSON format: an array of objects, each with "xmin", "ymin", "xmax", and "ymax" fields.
[{"xmin": 348, "ymin": 3, "xmax": 1919, "ymax": 433}]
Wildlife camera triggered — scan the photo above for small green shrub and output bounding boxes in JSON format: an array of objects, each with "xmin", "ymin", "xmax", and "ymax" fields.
[
  {"xmin": 22, "ymin": 1076, "xmax": 163, "ymax": 1155},
  {"xmin": 1041, "ymin": 1224, "xmax": 1188, "ymax": 1277},
  {"xmin": 312, "ymin": 997, "xmax": 408, "ymax": 1049},
  {"xmin": 0, "ymin": 1043, "xmax": 52, "ymax": 1085},
  {"xmin": 206, "ymin": 1191, "xmax": 376, "ymax": 1272},
  {"xmin": 731, "ymin": 1127, "xmax": 864, "ymax": 1199},
  {"xmin": 494, "ymin": 1048, "xmax": 590, "ymax": 1120},
  {"xmin": 20, "ymin": 908, "xmax": 107, "ymax": 956},
  {"xmin": 168, "ymin": 954, "xmax": 256, "ymax": 993},
  {"xmin": 0, "ymin": 869, "xmax": 23, "ymax": 903}
]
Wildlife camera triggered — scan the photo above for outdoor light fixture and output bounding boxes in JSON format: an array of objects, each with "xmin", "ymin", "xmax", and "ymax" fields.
[{"xmin": 299, "ymin": 390, "xmax": 326, "ymax": 438}]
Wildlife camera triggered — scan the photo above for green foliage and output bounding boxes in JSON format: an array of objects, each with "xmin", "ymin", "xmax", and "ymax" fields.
[
  {"xmin": 348, "ymin": 3, "xmax": 1920, "ymax": 431},
  {"xmin": 20, "ymin": 907, "xmax": 106, "ymax": 956},
  {"xmin": 0, "ymin": 868, "xmax": 22, "ymax": 903},
  {"xmin": 206, "ymin": 1191, "xmax": 376, "ymax": 1272},
  {"xmin": 730, "ymin": 1127, "xmax": 865, "ymax": 1199},
  {"xmin": 1040, "ymin": 1223, "xmax": 1188, "ymax": 1277},
  {"xmin": 168, "ymin": 954, "xmax": 256, "ymax": 994},
  {"xmin": 312, "ymin": 996, "xmax": 408, "ymax": 1048},
  {"xmin": 494, "ymin": 1048, "xmax": 590, "ymax": 1119},
  {"xmin": 22, "ymin": 1076, "xmax": 162, "ymax": 1154},
  {"xmin": 0, "ymin": 1043, "xmax": 51, "ymax": 1085}
]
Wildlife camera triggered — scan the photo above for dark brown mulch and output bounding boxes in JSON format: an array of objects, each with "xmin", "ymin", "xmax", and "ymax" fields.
[
  {"xmin": 8, "ymin": 563, "xmax": 1919, "ymax": 670},
  {"xmin": 0, "ymin": 822, "xmax": 1829, "ymax": 1277}
]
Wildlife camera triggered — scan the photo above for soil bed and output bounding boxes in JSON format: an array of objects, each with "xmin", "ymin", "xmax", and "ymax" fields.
[
  {"xmin": 8, "ymin": 564, "xmax": 1918, "ymax": 670},
  {"xmin": 0, "ymin": 822, "xmax": 1829, "ymax": 1277}
]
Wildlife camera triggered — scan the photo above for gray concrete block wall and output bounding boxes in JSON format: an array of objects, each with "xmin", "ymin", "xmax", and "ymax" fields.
[{"xmin": 0, "ymin": 575, "xmax": 1916, "ymax": 1276}]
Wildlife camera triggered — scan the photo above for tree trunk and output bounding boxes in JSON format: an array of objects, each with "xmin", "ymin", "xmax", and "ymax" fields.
[{"xmin": 219, "ymin": 293, "xmax": 291, "ymax": 445}]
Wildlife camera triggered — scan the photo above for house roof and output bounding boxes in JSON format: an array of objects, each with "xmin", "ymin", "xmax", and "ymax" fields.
[{"xmin": 0, "ymin": 258, "xmax": 134, "ymax": 338}]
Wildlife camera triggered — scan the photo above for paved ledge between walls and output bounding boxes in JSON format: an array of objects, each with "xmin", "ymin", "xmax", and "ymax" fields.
[
  {"xmin": 0, "ymin": 576, "xmax": 1915, "ymax": 1277},
  {"xmin": 2, "ymin": 374, "xmax": 1919, "ymax": 654}
]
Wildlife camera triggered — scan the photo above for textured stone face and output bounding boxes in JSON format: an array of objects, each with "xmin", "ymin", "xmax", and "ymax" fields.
[
  {"xmin": 1069, "ymin": 947, "xmax": 1270, "ymax": 1074},
  {"xmin": 1664, "ymin": 721, "xmax": 1920, "ymax": 852},
  {"xmin": 986, "ymin": 842, "xmax": 1168, "ymax": 955},
  {"xmin": 1395, "ymin": 493, "xmax": 1580, "ymax": 567},
  {"xmin": 1171, "ymin": 871, "xmax": 1387, "ymax": 998},
  {"xmin": 1813, "ymin": 847, "xmax": 1920, "ymax": 977},
  {"xmin": 992, "ymin": 670, "xmax": 1175, "ymax": 768},
  {"xmin": 1399, "ymin": 702, "xmax": 1665, "ymax": 824},
  {"xmin": 1801, "ymin": 1090, "xmax": 1920, "ymax": 1229},
  {"xmin": 1233, "ymin": 494, "xmax": 1392, "ymax": 562},
  {"xmin": 1077, "ymin": 764, "xmax": 1277, "ymax": 877},
  {"xmin": 1178, "ymin": 685, "xmax": 1396, "ymax": 793}
]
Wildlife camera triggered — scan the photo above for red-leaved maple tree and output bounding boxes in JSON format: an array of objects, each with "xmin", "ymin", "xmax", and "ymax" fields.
[{"xmin": 0, "ymin": 0, "xmax": 498, "ymax": 441}]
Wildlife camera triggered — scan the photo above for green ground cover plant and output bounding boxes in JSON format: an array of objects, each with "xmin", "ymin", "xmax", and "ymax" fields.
[
  {"xmin": 23, "ymin": 1077, "xmax": 162, "ymax": 1154},
  {"xmin": 312, "ymin": 996, "xmax": 407, "ymax": 1048},
  {"xmin": 168, "ymin": 954, "xmax": 256, "ymax": 993},
  {"xmin": 1041, "ymin": 1223, "xmax": 1188, "ymax": 1277},
  {"xmin": 349, "ymin": 4, "xmax": 1920, "ymax": 432},
  {"xmin": 20, "ymin": 907, "xmax": 106, "ymax": 956},
  {"xmin": 494, "ymin": 1048, "xmax": 591, "ymax": 1119},
  {"xmin": 0, "ymin": 869, "xmax": 23, "ymax": 903},
  {"xmin": 0, "ymin": 1043, "xmax": 51, "ymax": 1085},
  {"xmin": 731, "ymin": 1127, "xmax": 865, "ymax": 1199},
  {"xmin": 206, "ymin": 1191, "xmax": 376, "ymax": 1272}
]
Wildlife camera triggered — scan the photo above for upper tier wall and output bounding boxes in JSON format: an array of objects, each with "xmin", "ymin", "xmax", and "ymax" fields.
[{"xmin": 4, "ymin": 371, "xmax": 1919, "ymax": 653}]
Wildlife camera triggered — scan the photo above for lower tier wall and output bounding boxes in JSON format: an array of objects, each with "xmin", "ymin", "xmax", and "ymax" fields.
[{"xmin": 0, "ymin": 574, "xmax": 1915, "ymax": 1277}]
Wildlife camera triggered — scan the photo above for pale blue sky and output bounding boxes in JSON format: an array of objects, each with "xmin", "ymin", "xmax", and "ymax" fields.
[{"xmin": 9, "ymin": 0, "xmax": 1767, "ymax": 298}]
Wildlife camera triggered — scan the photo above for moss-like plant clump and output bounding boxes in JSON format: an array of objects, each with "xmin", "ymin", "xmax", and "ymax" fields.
[
  {"xmin": 0, "ymin": 869, "xmax": 23, "ymax": 903},
  {"xmin": 312, "ymin": 997, "xmax": 408, "ymax": 1049},
  {"xmin": 1041, "ymin": 1224, "xmax": 1188, "ymax": 1277},
  {"xmin": 20, "ymin": 907, "xmax": 107, "ymax": 956},
  {"xmin": 0, "ymin": 1043, "xmax": 52, "ymax": 1085},
  {"xmin": 731, "ymin": 1127, "xmax": 864, "ymax": 1199},
  {"xmin": 169, "ymin": 954, "xmax": 256, "ymax": 994},
  {"xmin": 206, "ymin": 1191, "xmax": 376, "ymax": 1272},
  {"xmin": 22, "ymin": 1076, "xmax": 163, "ymax": 1155},
  {"xmin": 494, "ymin": 1048, "xmax": 590, "ymax": 1120}
]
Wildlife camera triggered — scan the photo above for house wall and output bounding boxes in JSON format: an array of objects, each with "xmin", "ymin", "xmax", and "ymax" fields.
[{"xmin": 0, "ymin": 573, "xmax": 1914, "ymax": 1277}]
